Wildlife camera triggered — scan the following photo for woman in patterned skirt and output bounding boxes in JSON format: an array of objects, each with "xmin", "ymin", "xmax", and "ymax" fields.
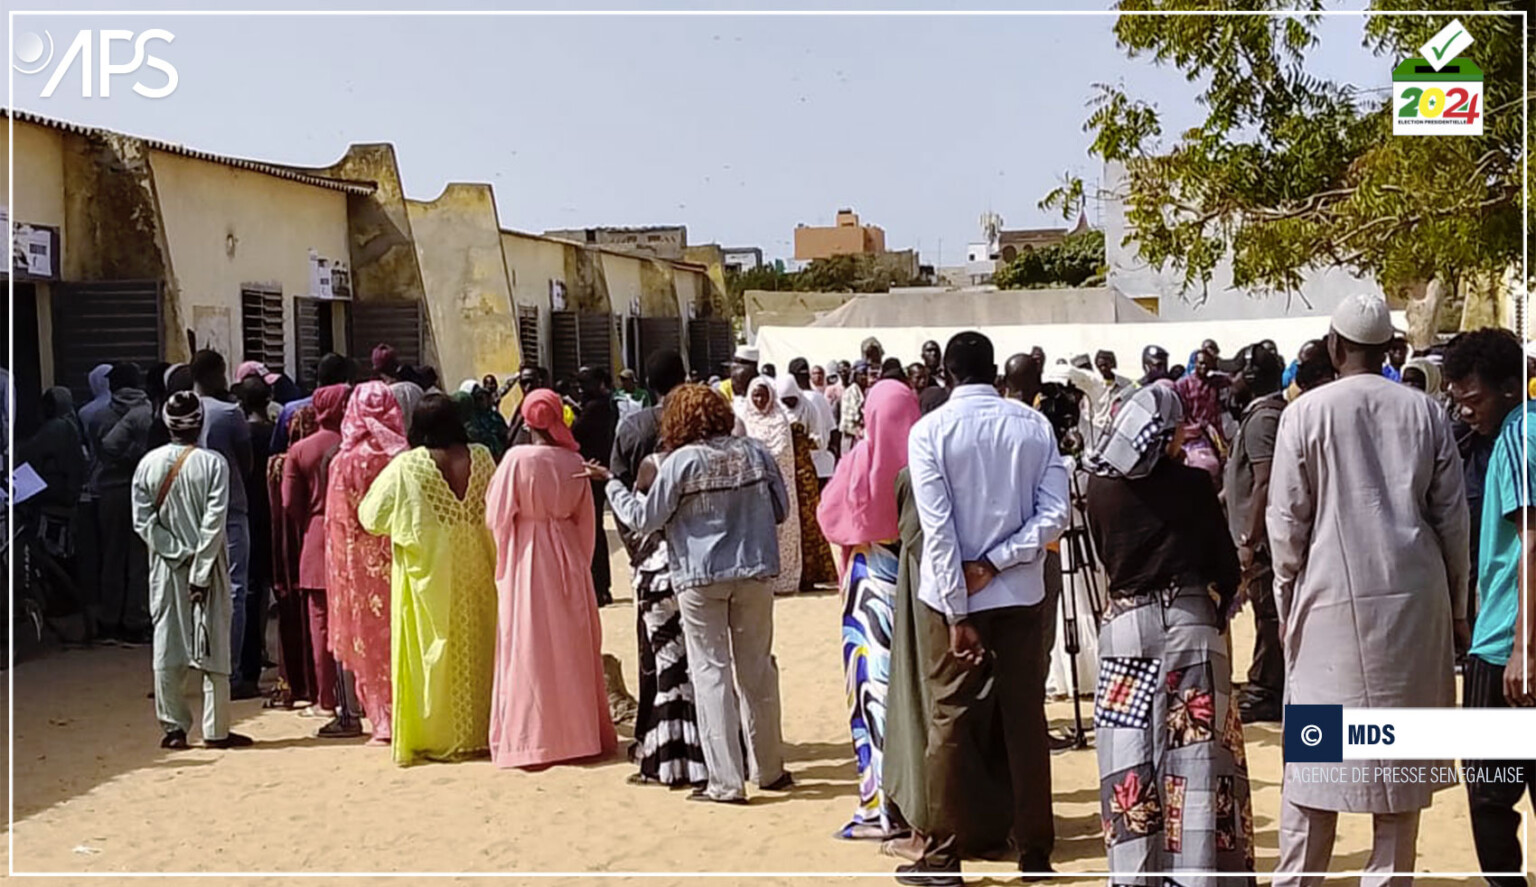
[
  {"xmin": 625, "ymin": 453, "xmax": 709, "ymax": 787},
  {"xmin": 817, "ymin": 379, "xmax": 922, "ymax": 840},
  {"xmin": 1083, "ymin": 385, "xmax": 1254, "ymax": 883}
]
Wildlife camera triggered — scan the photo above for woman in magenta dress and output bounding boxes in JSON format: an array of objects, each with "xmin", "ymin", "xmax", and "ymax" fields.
[{"xmin": 484, "ymin": 388, "xmax": 618, "ymax": 769}]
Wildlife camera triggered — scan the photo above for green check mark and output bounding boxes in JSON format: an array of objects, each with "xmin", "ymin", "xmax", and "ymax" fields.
[{"xmin": 1430, "ymin": 30, "xmax": 1461, "ymax": 60}]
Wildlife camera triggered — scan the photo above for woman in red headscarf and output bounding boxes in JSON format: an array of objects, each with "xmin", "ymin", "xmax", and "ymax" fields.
[
  {"xmin": 326, "ymin": 381, "xmax": 408, "ymax": 746},
  {"xmin": 281, "ymin": 382, "xmax": 353, "ymax": 737},
  {"xmin": 484, "ymin": 389, "xmax": 618, "ymax": 769}
]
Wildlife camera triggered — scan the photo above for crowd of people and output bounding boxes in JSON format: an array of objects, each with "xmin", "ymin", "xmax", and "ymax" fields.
[{"xmin": 14, "ymin": 290, "xmax": 1533, "ymax": 883}]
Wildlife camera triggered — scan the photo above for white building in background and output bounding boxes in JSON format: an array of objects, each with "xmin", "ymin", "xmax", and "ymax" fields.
[
  {"xmin": 1103, "ymin": 161, "xmax": 1382, "ymax": 320},
  {"xmin": 722, "ymin": 246, "xmax": 764, "ymax": 274}
]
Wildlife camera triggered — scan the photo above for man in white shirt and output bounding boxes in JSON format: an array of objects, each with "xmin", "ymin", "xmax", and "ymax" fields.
[
  {"xmin": 787, "ymin": 358, "xmax": 836, "ymax": 483},
  {"xmin": 901, "ymin": 331, "xmax": 1070, "ymax": 886}
]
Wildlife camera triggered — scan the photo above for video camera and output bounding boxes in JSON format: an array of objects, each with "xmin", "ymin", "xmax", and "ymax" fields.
[{"xmin": 1037, "ymin": 381, "xmax": 1085, "ymax": 459}]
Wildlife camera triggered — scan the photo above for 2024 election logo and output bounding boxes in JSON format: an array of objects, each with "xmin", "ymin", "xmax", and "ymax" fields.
[{"xmin": 1392, "ymin": 19, "xmax": 1483, "ymax": 137}]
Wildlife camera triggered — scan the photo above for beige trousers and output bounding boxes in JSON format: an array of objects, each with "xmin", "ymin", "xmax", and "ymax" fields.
[{"xmin": 1274, "ymin": 794, "xmax": 1422, "ymax": 887}]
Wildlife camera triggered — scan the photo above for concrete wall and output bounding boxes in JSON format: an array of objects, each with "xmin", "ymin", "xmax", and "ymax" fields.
[
  {"xmin": 3, "ymin": 121, "xmax": 67, "ymax": 231},
  {"xmin": 602, "ymin": 252, "xmax": 645, "ymax": 318},
  {"xmin": 150, "ymin": 149, "xmax": 351, "ymax": 375},
  {"xmin": 2, "ymin": 121, "xmax": 68, "ymax": 389},
  {"xmin": 406, "ymin": 184, "xmax": 523, "ymax": 387}
]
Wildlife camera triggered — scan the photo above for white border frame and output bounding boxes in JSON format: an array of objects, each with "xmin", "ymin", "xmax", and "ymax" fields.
[{"xmin": 6, "ymin": 6, "xmax": 1529, "ymax": 879}]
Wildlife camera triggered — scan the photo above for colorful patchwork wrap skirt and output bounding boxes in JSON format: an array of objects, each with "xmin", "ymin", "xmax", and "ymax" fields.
[{"xmin": 1094, "ymin": 584, "xmax": 1255, "ymax": 885}]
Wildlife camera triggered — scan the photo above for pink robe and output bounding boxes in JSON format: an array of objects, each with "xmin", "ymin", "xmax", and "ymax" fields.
[{"xmin": 484, "ymin": 443, "xmax": 617, "ymax": 769}]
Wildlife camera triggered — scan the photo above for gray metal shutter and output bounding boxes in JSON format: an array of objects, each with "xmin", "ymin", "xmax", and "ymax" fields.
[
  {"xmin": 517, "ymin": 305, "xmax": 540, "ymax": 368},
  {"xmin": 351, "ymin": 299, "xmax": 424, "ymax": 368},
  {"xmin": 578, "ymin": 312, "xmax": 614, "ymax": 375},
  {"xmin": 550, "ymin": 311, "xmax": 580, "ymax": 385},
  {"xmin": 53, "ymin": 279, "xmax": 163, "ymax": 401},
  {"xmin": 688, "ymin": 318, "xmax": 733, "ymax": 378},
  {"xmin": 636, "ymin": 317, "xmax": 683, "ymax": 385},
  {"xmin": 550, "ymin": 311, "xmax": 613, "ymax": 383},
  {"xmin": 240, "ymin": 285, "xmax": 284, "ymax": 370},
  {"xmin": 293, "ymin": 297, "xmax": 324, "ymax": 391}
]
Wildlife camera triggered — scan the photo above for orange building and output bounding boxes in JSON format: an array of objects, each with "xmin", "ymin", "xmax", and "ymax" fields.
[{"xmin": 793, "ymin": 208, "xmax": 886, "ymax": 261}]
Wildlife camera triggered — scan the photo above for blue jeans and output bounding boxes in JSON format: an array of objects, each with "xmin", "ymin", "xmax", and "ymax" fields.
[{"xmin": 225, "ymin": 513, "xmax": 251, "ymax": 676}]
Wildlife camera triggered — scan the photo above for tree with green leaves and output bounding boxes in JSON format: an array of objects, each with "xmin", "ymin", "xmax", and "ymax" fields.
[
  {"xmin": 1042, "ymin": 1, "xmax": 1530, "ymax": 345},
  {"xmin": 995, "ymin": 228, "xmax": 1109, "ymax": 289}
]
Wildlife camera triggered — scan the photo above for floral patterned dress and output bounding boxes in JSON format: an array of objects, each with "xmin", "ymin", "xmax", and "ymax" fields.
[{"xmin": 326, "ymin": 381, "xmax": 408, "ymax": 740}]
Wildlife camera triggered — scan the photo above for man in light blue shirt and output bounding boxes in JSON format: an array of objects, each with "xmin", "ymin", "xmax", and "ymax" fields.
[{"xmin": 898, "ymin": 331, "xmax": 1069, "ymax": 886}]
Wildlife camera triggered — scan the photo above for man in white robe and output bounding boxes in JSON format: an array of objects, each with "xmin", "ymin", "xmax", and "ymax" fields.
[
  {"xmin": 132, "ymin": 391, "xmax": 253, "ymax": 750},
  {"xmin": 1267, "ymin": 295, "xmax": 1469, "ymax": 885}
]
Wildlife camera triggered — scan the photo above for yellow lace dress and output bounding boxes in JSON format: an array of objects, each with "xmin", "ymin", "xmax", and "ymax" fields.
[{"xmin": 359, "ymin": 445, "xmax": 499, "ymax": 766}]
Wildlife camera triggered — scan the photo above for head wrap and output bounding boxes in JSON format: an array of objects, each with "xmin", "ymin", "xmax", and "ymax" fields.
[
  {"xmin": 1086, "ymin": 384, "xmax": 1183, "ymax": 480},
  {"xmin": 389, "ymin": 380, "xmax": 425, "ymax": 434},
  {"xmin": 340, "ymin": 381, "xmax": 408, "ymax": 462},
  {"xmin": 459, "ymin": 379, "xmax": 481, "ymax": 396},
  {"xmin": 742, "ymin": 376, "xmax": 792, "ymax": 458},
  {"xmin": 163, "ymin": 390, "xmax": 204, "ymax": 435},
  {"xmin": 775, "ymin": 373, "xmax": 806, "ymax": 425},
  {"xmin": 817, "ymin": 379, "xmax": 921, "ymax": 546},
  {"xmin": 311, "ymin": 383, "xmax": 349, "ymax": 432},
  {"xmin": 372, "ymin": 344, "xmax": 399, "ymax": 373},
  {"xmin": 523, "ymin": 388, "xmax": 577, "ymax": 450}
]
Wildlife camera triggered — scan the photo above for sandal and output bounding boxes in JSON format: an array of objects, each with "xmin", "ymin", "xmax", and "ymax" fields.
[
  {"xmin": 626, "ymin": 773, "xmax": 662, "ymax": 786},
  {"xmin": 160, "ymin": 729, "xmax": 188, "ymax": 750}
]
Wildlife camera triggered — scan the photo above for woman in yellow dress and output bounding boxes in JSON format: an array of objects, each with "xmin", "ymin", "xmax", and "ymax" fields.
[{"xmin": 359, "ymin": 394, "xmax": 498, "ymax": 766}]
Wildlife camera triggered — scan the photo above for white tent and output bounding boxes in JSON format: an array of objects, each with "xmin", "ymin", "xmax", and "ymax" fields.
[{"xmin": 754, "ymin": 313, "xmax": 1408, "ymax": 372}]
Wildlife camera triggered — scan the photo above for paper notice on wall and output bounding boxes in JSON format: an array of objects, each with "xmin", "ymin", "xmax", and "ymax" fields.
[
  {"xmin": 309, "ymin": 249, "xmax": 335, "ymax": 299},
  {"xmin": 192, "ymin": 305, "xmax": 233, "ymax": 359}
]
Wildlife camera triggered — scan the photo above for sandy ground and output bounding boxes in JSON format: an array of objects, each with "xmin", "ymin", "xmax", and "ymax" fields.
[{"xmin": 4, "ymin": 530, "xmax": 1528, "ymax": 886}]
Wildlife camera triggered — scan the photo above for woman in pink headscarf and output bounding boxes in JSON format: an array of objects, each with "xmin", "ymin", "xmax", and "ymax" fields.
[
  {"xmin": 484, "ymin": 388, "xmax": 617, "ymax": 769},
  {"xmin": 325, "ymin": 381, "xmax": 408, "ymax": 745},
  {"xmin": 816, "ymin": 378, "xmax": 921, "ymax": 840}
]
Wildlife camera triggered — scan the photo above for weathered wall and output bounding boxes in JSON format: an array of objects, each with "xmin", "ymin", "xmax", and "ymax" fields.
[
  {"xmin": 406, "ymin": 184, "xmax": 522, "ymax": 387},
  {"xmin": 150, "ymin": 149, "xmax": 350, "ymax": 374},
  {"xmin": 681, "ymin": 244, "xmax": 733, "ymax": 318},
  {"xmin": 322, "ymin": 144, "xmax": 424, "ymax": 302},
  {"xmin": 3, "ymin": 121, "xmax": 67, "ymax": 231},
  {"xmin": 59, "ymin": 132, "xmax": 181, "ymax": 356},
  {"xmin": 602, "ymin": 252, "xmax": 645, "ymax": 318}
]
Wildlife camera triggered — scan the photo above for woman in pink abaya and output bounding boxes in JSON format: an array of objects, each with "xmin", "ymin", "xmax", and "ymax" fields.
[{"xmin": 484, "ymin": 388, "xmax": 618, "ymax": 769}]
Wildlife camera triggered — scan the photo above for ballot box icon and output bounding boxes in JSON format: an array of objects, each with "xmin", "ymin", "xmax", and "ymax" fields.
[{"xmin": 1392, "ymin": 57, "xmax": 1483, "ymax": 136}]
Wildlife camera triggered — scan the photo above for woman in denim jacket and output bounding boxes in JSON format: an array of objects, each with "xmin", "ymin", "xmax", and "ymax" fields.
[{"xmin": 594, "ymin": 384, "xmax": 792, "ymax": 805}]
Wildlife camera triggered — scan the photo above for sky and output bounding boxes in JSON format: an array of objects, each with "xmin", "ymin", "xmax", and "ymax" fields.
[{"xmin": 9, "ymin": 1, "xmax": 1391, "ymax": 265}]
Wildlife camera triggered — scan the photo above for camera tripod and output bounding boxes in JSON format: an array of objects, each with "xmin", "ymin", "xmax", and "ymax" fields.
[{"xmin": 1054, "ymin": 467, "xmax": 1105, "ymax": 750}]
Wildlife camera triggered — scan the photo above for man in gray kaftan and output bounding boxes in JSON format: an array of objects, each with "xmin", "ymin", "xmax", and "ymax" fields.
[
  {"xmin": 131, "ymin": 392, "xmax": 251, "ymax": 749},
  {"xmin": 1266, "ymin": 294, "xmax": 1469, "ymax": 886}
]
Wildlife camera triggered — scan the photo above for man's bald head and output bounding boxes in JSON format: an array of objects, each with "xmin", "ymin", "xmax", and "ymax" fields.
[{"xmin": 1004, "ymin": 352, "xmax": 1042, "ymax": 403}]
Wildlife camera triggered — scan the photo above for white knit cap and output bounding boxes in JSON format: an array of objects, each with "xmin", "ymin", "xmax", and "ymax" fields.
[{"xmin": 1329, "ymin": 293, "xmax": 1395, "ymax": 346}]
